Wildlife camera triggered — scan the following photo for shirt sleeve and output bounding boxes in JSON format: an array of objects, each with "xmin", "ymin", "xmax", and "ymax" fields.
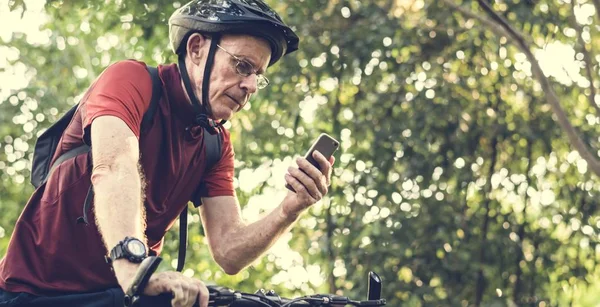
[
  {"xmin": 80, "ymin": 60, "xmax": 153, "ymax": 145},
  {"xmin": 197, "ymin": 128, "xmax": 236, "ymax": 203}
]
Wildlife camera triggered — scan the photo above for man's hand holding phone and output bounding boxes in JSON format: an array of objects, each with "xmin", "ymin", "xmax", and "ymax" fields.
[{"xmin": 281, "ymin": 134, "xmax": 338, "ymax": 219}]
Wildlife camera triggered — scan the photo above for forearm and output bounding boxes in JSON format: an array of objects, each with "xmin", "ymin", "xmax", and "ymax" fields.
[
  {"xmin": 215, "ymin": 195, "xmax": 300, "ymax": 273},
  {"xmin": 92, "ymin": 161, "xmax": 145, "ymax": 249},
  {"xmin": 92, "ymin": 159, "xmax": 146, "ymax": 289}
]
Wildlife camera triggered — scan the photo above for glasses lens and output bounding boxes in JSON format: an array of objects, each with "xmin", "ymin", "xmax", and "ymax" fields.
[
  {"xmin": 236, "ymin": 60, "xmax": 254, "ymax": 76},
  {"xmin": 256, "ymin": 75, "xmax": 269, "ymax": 89}
]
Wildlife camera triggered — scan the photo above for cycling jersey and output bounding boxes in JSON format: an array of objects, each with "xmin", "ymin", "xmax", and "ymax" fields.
[{"xmin": 0, "ymin": 60, "xmax": 235, "ymax": 295}]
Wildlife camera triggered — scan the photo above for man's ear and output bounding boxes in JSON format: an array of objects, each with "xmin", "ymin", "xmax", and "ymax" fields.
[{"xmin": 186, "ymin": 33, "xmax": 209, "ymax": 66}]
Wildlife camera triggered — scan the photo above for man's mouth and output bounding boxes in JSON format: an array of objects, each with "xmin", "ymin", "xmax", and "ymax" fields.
[{"xmin": 226, "ymin": 94, "xmax": 243, "ymax": 108}]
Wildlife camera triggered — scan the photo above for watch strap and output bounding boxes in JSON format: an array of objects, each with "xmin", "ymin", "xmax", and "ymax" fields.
[
  {"xmin": 106, "ymin": 237, "xmax": 147, "ymax": 265},
  {"xmin": 110, "ymin": 244, "xmax": 126, "ymax": 261}
]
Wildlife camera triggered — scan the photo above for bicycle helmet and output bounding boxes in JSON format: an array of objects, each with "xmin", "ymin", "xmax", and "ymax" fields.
[
  {"xmin": 167, "ymin": 0, "xmax": 299, "ymax": 129},
  {"xmin": 169, "ymin": 0, "xmax": 299, "ymax": 66}
]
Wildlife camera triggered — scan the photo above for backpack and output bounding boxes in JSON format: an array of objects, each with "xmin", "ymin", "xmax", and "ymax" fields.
[{"xmin": 29, "ymin": 65, "xmax": 221, "ymax": 272}]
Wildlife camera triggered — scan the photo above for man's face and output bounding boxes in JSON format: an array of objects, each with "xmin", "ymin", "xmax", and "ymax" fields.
[{"xmin": 188, "ymin": 34, "xmax": 271, "ymax": 121}]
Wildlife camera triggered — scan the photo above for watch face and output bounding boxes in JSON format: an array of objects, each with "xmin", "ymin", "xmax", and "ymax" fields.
[{"xmin": 126, "ymin": 240, "xmax": 146, "ymax": 257}]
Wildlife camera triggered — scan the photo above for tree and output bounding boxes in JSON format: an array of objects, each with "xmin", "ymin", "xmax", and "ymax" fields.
[{"xmin": 1, "ymin": 0, "xmax": 600, "ymax": 305}]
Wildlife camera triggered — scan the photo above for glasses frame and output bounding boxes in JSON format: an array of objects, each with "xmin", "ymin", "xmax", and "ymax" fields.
[{"xmin": 216, "ymin": 44, "xmax": 269, "ymax": 89}]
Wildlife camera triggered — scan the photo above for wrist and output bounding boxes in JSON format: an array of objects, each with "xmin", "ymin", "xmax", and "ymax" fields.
[
  {"xmin": 279, "ymin": 201, "xmax": 300, "ymax": 222},
  {"xmin": 113, "ymin": 259, "xmax": 141, "ymax": 291},
  {"xmin": 106, "ymin": 236, "xmax": 148, "ymax": 291}
]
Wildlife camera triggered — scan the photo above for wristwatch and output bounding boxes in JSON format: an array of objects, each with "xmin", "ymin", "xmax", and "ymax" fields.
[{"xmin": 107, "ymin": 237, "xmax": 147, "ymax": 265}]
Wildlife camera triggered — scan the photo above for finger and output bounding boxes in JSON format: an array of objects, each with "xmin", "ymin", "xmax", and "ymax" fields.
[
  {"xmin": 325, "ymin": 156, "xmax": 335, "ymax": 186},
  {"xmin": 144, "ymin": 273, "xmax": 173, "ymax": 296},
  {"xmin": 196, "ymin": 280, "xmax": 209, "ymax": 307},
  {"xmin": 288, "ymin": 165, "xmax": 320, "ymax": 197},
  {"xmin": 296, "ymin": 157, "xmax": 324, "ymax": 182},
  {"xmin": 183, "ymin": 281, "xmax": 197, "ymax": 307},
  {"xmin": 170, "ymin": 282, "xmax": 187, "ymax": 307},
  {"xmin": 284, "ymin": 173, "xmax": 317, "ymax": 203},
  {"xmin": 288, "ymin": 166, "xmax": 322, "ymax": 200},
  {"xmin": 312, "ymin": 151, "xmax": 332, "ymax": 175},
  {"xmin": 297, "ymin": 157, "xmax": 328, "ymax": 195}
]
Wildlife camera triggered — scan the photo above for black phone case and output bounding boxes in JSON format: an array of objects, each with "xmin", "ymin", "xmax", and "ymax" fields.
[{"xmin": 286, "ymin": 133, "xmax": 340, "ymax": 193}]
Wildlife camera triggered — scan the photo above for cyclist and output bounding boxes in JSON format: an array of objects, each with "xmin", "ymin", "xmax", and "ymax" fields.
[{"xmin": 0, "ymin": 1, "xmax": 334, "ymax": 306}]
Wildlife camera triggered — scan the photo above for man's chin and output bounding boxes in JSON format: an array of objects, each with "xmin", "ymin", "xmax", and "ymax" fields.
[{"xmin": 211, "ymin": 107, "xmax": 235, "ymax": 122}]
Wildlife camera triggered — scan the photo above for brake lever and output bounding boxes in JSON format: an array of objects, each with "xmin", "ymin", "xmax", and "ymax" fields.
[
  {"xmin": 124, "ymin": 256, "xmax": 162, "ymax": 307},
  {"xmin": 207, "ymin": 285, "xmax": 239, "ymax": 305}
]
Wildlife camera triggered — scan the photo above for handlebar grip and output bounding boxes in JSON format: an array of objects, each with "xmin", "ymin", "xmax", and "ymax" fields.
[
  {"xmin": 135, "ymin": 293, "xmax": 172, "ymax": 306},
  {"xmin": 135, "ymin": 293, "xmax": 201, "ymax": 307},
  {"xmin": 134, "ymin": 285, "xmax": 233, "ymax": 307}
]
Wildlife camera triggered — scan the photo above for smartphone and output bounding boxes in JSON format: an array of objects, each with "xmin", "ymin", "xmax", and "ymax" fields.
[{"xmin": 286, "ymin": 133, "xmax": 340, "ymax": 193}]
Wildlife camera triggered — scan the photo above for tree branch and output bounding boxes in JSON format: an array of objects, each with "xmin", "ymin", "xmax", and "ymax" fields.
[
  {"xmin": 443, "ymin": 0, "xmax": 600, "ymax": 178},
  {"xmin": 442, "ymin": 0, "xmax": 514, "ymax": 44}
]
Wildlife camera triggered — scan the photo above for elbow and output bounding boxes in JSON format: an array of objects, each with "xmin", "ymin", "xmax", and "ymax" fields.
[
  {"xmin": 90, "ymin": 164, "xmax": 113, "ymax": 186},
  {"xmin": 91, "ymin": 159, "xmax": 139, "ymax": 186},
  {"xmin": 213, "ymin": 248, "xmax": 243, "ymax": 275},
  {"xmin": 215, "ymin": 255, "xmax": 243, "ymax": 275}
]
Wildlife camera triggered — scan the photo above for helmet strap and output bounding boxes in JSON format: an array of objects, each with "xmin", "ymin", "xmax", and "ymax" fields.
[
  {"xmin": 201, "ymin": 34, "xmax": 219, "ymax": 120},
  {"xmin": 178, "ymin": 33, "xmax": 226, "ymax": 131}
]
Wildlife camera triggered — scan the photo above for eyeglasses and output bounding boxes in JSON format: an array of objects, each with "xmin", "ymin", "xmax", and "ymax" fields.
[{"xmin": 216, "ymin": 44, "xmax": 269, "ymax": 89}]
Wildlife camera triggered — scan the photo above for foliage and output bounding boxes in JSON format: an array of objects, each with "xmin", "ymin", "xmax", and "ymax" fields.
[{"xmin": 1, "ymin": 0, "xmax": 600, "ymax": 306}]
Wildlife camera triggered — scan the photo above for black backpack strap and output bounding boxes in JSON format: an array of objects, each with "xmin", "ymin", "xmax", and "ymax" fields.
[
  {"xmin": 47, "ymin": 144, "xmax": 91, "ymax": 183},
  {"xmin": 77, "ymin": 65, "xmax": 162, "ymax": 226},
  {"xmin": 176, "ymin": 127, "xmax": 222, "ymax": 272},
  {"xmin": 142, "ymin": 65, "xmax": 162, "ymax": 131},
  {"xmin": 203, "ymin": 127, "xmax": 223, "ymax": 173},
  {"xmin": 176, "ymin": 208, "xmax": 188, "ymax": 272},
  {"xmin": 43, "ymin": 144, "xmax": 93, "ymax": 225},
  {"xmin": 190, "ymin": 128, "xmax": 223, "ymax": 208},
  {"xmin": 76, "ymin": 185, "xmax": 95, "ymax": 225}
]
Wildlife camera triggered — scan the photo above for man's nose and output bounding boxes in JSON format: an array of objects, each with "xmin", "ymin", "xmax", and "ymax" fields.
[{"xmin": 240, "ymin": 74, "xmax": 258, "ymax": 94}]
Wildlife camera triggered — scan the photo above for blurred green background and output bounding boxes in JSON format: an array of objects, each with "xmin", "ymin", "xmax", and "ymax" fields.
[{"xmin": 1, "ymin": 0, "xmax": 600, "ymax": 306}]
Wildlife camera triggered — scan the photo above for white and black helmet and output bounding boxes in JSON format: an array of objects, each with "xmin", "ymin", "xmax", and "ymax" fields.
[{"xmin": 169, "ymin": 0, "xmax": 300, "ymax": 66}]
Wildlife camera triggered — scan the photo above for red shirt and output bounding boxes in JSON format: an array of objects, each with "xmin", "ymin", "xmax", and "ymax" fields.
[{"xmin": 0, "ymin": 60, "xmax": 235, "ymax": 295}]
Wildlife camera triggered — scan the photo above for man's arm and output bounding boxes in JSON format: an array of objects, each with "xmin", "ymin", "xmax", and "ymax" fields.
[
  {"xmin": 91, "ymin": 115, "xmax": 146, "ymax": 289},
  {"xmin": 199, "ymin": 195, "xmax": 296, "ymax": 275},
  {"xmin": 91, "ymin": 115, "xmax": 210, "ymax": 307},
  {"xmin": 201, "ymin": 151, "xmax": 334, "ymax": 274}
]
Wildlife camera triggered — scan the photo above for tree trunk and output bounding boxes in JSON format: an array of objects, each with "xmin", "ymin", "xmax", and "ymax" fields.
[
  {"xmin": 326, "ymin": 206, "xmax": 336, "ymax": 293},
  {"xmin": 475, "ymin": 120, "xmax": 500, "ymax": 306},
  {"xmin": 326, "ymin": 45, "xmax": 345, "ymax": 294},
  {"xmin": 593, "ymin": 0, "xmax": 600, "ymax": 23},
  {"xmin": 513, "ymin": 135, "xmax": 533, "ymax": 304}
]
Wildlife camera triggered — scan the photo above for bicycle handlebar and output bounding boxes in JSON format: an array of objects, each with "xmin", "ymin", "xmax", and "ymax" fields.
[
  {"xmin": 139, "ymin": 289, "xmax": 387, "ymax": 307},
  {"xmin": 127, "ymin": 257, "xmax": 387, "ymax": 307}
]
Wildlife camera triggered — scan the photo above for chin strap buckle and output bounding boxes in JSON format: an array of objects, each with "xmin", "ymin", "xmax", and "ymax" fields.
[
  {"xmin": 194, "ymin": 113, "xmax": 214, "ymax": 127},
  {"xmin": 194, "ymin": 113, "xmax": 220, "ymax": 134}
]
